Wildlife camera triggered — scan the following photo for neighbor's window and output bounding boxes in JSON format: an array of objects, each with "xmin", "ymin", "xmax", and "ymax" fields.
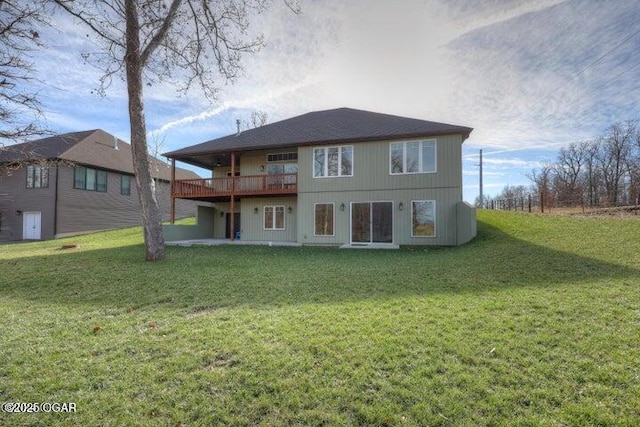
[
  {"xmin": 121, "ymin": 175, "xmax": 131, "ymax": 195},
  {"xmin": 390, "ymin": 140, "xmax": 436, "ymax": 174},
  {"xmin": 264, "ymin": 206, "xmax": 285, "ymax": 230},
  {"xmin": 26, "ymin": 165, "xmax": 49, "ymax": 188},
  {"xmin": 314, "ymin": 203, "xmax": 334, "ymax": 236},
  {"xmin": 412, "ymin": 200, "xmax": 436, "ymax": 237},
  {"xmin": 313, "ymin": 145, "xmax": 353, "ymax": 178},
  {"xmin": 74, "ymin": 166, "xmax": 107, "ymax": 192}
]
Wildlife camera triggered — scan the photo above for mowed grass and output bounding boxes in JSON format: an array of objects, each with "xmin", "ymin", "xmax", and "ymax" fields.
[{"xmin": 1, "ymin": 211, "xmax": 639, "ymax": 426}]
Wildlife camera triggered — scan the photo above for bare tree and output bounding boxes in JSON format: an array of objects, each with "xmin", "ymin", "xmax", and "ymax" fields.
[
  {"xmin": 0, "ymin": 1, "xmax": 50, "ymax": 145},
  {"xmin": 581, "ymin": 140, "xmax": 601, "ymax": 207},
  {"xmin": 597, "ymin": 121, "xmax": 634, "ymax": 206},
  {"xmin": 244, "ymin": 109, "xmax": 268, "ymax": 130},
  {"xmin": 51, "ymin": 0, "xmax": 299, "ymax": 260},
  {"xmin": 527, "ymin": 164, "xmax": 554, "ymax": 213},
  {"xmin": 553, "ymin": 142, "xmax": 587, "ymax": 207}
]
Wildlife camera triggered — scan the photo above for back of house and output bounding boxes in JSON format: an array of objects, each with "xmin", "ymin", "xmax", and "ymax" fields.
[{"xmin": 164, "ymin": 107, "xmax": 477, "ymax": 247}]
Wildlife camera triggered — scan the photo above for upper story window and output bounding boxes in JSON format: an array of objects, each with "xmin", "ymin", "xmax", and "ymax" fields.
[
  {"xmin": 26, "ymin": 165, "xmax": 49, "ymax": 188},
  {"xmin": 267, "ymin": 163, "xmax": 298, "ymax": 187},
  {"xmin": 313, "ymin": 145, "xmax": 353, "ymax": 178},
  {"xmin": 121, "ymin": 175, "xmax": 131, "ymax": 195},
  {"xmin": 390, "ymin": 139, "xmax": 436, "ymax": 175},
  {"xmin": 267, "ymin": 152, "xmax": 297, "ymax": 162},
  {"xmin": 74, "ymin": 166, "xmax": 107, "ymax": 192}
]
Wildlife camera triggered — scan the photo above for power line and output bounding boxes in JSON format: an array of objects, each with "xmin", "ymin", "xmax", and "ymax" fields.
[
  {"xmin": 475, "ymin": 21, "xmax": 640, "ymax": 149},
  {"xmin": 549, "ymin": 26, "xmax": 640, "ymax": 97}
]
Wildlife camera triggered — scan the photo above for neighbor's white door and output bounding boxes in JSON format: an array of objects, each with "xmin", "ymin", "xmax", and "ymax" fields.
[{"xmin": 23, "ymin": 211, "xmax": 41, "ymax": 240}]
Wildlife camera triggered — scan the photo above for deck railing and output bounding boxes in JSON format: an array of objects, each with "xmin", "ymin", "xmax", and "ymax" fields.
[{"xmin": 172, "ymin": 173, "xmax": 297, "ymax": 198}]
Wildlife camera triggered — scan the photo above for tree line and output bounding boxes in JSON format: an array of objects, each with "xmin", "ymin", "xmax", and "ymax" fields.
[{"xmin": 482, "ymin": 120, "xmax": 640, "ymax": 211}]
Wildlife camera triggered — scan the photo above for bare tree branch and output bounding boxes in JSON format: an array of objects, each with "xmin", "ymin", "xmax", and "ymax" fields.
[
  {"xmin": 0, "ymin": 0, "xmax": 51, "ymax": 144},
  {"xmin": 50, "ymin": 0, "xmax": 299, "ymax": 260},
  {"xmin": 139, "ymin": 0, "xmax": 182, "ymax": 66}
]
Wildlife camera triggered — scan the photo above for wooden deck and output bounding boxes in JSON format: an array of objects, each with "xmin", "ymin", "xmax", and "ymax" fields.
[{"xmin": 171, "ymin": 173, "xmax": 298, "ymax": 200}]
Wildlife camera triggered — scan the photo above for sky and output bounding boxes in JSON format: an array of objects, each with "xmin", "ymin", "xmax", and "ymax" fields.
[{"xmin": 14, "ymin": 0, "xmax": 640, "ymax": 203}]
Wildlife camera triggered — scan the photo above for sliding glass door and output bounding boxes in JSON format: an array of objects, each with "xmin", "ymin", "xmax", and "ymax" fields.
[{"xmin": 351, "ymin": 202, "xmax": 393, "ymax": 244}]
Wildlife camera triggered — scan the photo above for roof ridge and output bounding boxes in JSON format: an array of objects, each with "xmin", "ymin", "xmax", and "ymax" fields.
[{"xmin": 164, "ymin": 107, "xmax": 472, "ymax": 170}]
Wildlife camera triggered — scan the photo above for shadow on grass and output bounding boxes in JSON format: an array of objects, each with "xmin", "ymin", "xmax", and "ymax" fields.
[{"xmin": 1, "ymin": 219, "xmax": 638, "ymax": 312}]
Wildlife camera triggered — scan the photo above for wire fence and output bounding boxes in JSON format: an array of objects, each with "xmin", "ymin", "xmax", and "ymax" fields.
[{"xmin": 482, "ymin": 195, "xmax": 640, "ymax": 215}]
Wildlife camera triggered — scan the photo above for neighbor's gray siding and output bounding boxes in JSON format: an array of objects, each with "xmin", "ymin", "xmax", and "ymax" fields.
[
  {"xmin": 0, "ymin": 165, "xmax": 57, "ymax": 241},
  {"xmin": 56, "ymin": 166, "xmax": 197, "ymax": 237}
]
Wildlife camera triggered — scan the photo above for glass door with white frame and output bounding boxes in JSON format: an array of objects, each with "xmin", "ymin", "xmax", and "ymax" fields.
[{"xmin": 350, "ymin": 202, "xmax": 393, "ymax": 244}]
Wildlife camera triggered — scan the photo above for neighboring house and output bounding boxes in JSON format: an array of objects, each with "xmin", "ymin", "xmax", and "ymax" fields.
[
  {"xmin": 164, "ymin": 107, "xmax": 476, "ymax": 247},
  {"xmin": 0, "ymin": 129, "xmax": 201, "ymax": 241}
]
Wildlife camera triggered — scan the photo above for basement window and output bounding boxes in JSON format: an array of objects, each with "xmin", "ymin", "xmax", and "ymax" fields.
[{"xmin": 264, "ymin": 206, "xmax": 285, "ymax": 230}]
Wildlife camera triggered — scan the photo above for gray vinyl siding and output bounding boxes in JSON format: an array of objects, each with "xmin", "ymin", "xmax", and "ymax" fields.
[
  {"xmin": 57, "ymin": 166, "xmax": 134, "ymax": 235},
  {"xmin": 212, "ymin": 149, "xmax": 298, "ymax": 178},
  {"xmin": 0, "ymin": 165, "xmax": 57, "ymax": 240},
  {"xmin": 297, "ymin": 134, "xmax": 463, "ymax": 194},
  {"xmin": 239, "ymin": 197, "xmax": 297, "ymax": 242},
  {"xmin": 296, "ymin": 134, "xmax": 465, "ymax": 246},
  {"xmin": 297, "ymin": 188, "xmax": 461, "ymax": 246},
  {"xmin": 168, "ymin": 134, "xmax": 472, "ymax": 246},
  {"xmin": 56, "ymin": 166, "xmax": 198, "ymax": 237}
]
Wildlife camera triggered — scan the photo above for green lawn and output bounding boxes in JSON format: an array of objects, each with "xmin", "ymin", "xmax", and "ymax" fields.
[{"xmin": 1, "ymin": 211, "xmax": 639, "ymax": 426}]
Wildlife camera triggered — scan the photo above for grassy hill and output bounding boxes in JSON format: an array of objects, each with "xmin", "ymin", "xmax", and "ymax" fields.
[{"xmin": 1, "ymin": 211, "xmax": 638, "ymax": 426}]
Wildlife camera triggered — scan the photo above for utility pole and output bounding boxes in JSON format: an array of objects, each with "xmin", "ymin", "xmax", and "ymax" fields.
[{"xmin": 478, "ymin": 149, "xmax": 484, "ymax": 208}]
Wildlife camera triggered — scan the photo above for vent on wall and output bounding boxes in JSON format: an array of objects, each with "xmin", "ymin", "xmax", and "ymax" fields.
[{"xmin": 266, "ymin": 152, "xmax": 297, "ymax": 162}]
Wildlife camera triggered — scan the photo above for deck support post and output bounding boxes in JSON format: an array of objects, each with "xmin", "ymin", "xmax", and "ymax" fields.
[
  {"xmin": 170, "ymin": 158, "xmax": 176, "ymax": 224},
  {"xmin": 230, "ymin": 152, "xmax": 236, "ymax": 241}
]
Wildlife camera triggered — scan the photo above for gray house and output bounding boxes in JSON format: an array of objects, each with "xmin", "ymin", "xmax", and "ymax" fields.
[
  {"xmin": 164, "ymin": 107, "xmax": 476, "ymax": 247},
  {"xmin": 0, "ymin": 129, "xmax": 200, "ymax": 241}
]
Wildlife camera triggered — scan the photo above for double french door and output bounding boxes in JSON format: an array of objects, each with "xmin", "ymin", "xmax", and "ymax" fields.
[{"xmin": 350, "ymin": 202, "xmax": 393, "ymax": 244}]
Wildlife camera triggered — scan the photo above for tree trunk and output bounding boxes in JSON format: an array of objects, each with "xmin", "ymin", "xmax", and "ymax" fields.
[{"xmin": 125, "ymin": 0, "xmax": 165, "ymax": 261}]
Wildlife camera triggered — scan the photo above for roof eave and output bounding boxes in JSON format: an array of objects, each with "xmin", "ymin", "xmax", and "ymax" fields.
[{"xmin": 166, "ymin": 129, "xmax": 473, "ymax": 161}]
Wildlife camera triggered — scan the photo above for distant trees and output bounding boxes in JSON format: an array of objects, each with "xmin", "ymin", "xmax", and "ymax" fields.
[
  {"xmin": 478, "ymin": 184, "xmax": 535, "ymax": 211},
  {"xmin": 482, "ymin": 120, "xmax": 640, "ymax": 212},
  {"xmin": 526, "ymin": 120, "xmax": 640, "ymax": 210}
]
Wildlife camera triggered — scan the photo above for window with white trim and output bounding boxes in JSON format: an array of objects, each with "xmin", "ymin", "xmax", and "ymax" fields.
[
  {"xmin": 411, "ymin": 200, "xmax": 436, "ymax": 237},
  {"xmin": 313, "ymin": 145, "xmax": 353, "ymax": 177},
  {"xmin": 390, "ymin": 140, "xmax": 436, "ymax": 174},
  {"xmin": 267, "ymin": 152, "xmax": 297, "ymax": 162},
  {"xmin": 264, "ymin": 205, "xmax": 285, "ymax": 230},
  {"xmin": 314, "ymin": 203, "xmax": 334, "ymax": 236}
]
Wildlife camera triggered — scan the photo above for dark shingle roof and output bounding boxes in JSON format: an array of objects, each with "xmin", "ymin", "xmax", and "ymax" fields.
[
  {"xmin": 165, "ymin": 107, "xmax": 473, "ymax": 162},
  {"xmin": 0, "ymin": 129, "xmax": 200, "ymax": 180},
  {"xmin": 0, "ymin": 130, "xmax": 98, "ymax": 163}
]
